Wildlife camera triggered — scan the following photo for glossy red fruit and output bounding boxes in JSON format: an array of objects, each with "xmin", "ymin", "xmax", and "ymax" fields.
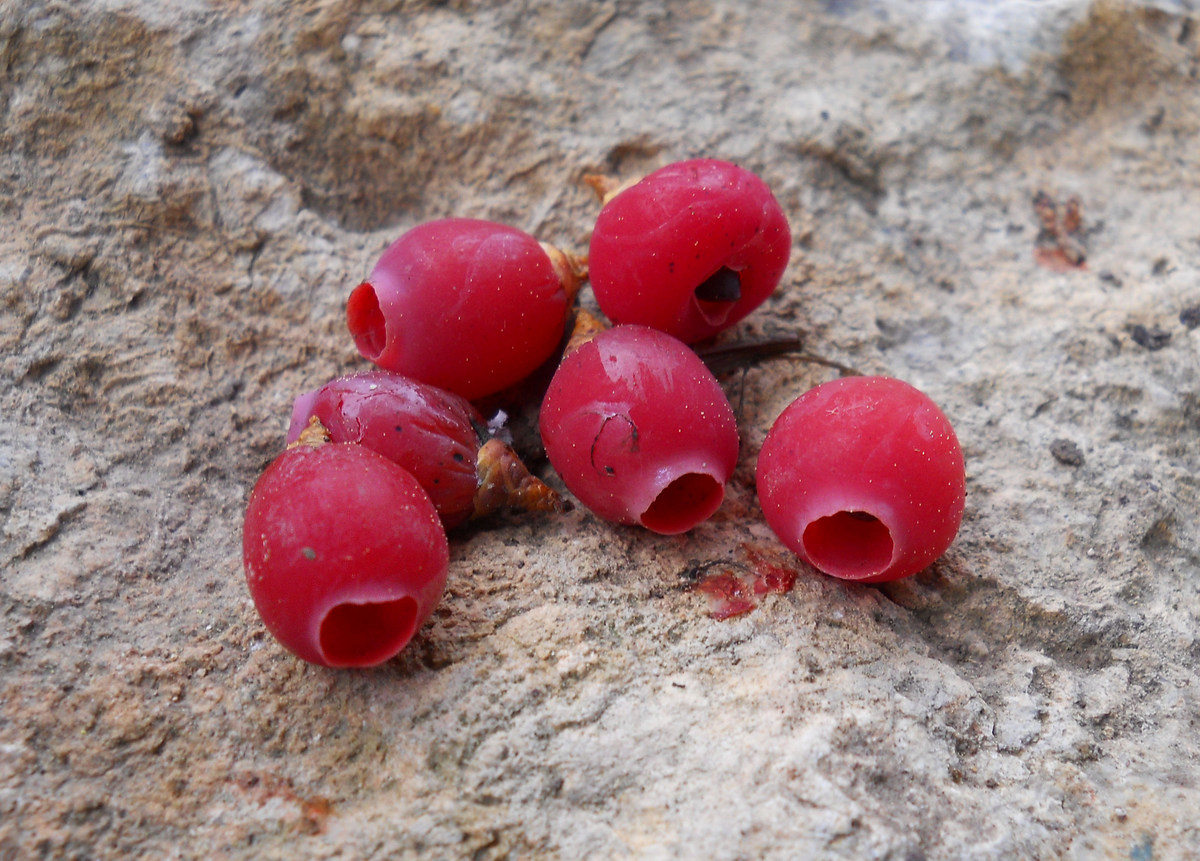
[
  {"xmin": 243, "ymin": 442, "xmax": 449, "ymax": 667},
  {"xmin": 588, "ymin": 159, "xmax": 790, "ymax": 344},
  {"xmin": 539, "ymin": 325, "xmax": 739, "ymax": 535},
  {"xmin": 755, "ymin": 376, "xmax": 965, "ymax": 583},
  {"xmin": 346, "ymin": 218, "xmax": 576, "ymax": 401},
  {"xmin": 287, "ymin": 371, "xmax": 482, "ymax": 529}
]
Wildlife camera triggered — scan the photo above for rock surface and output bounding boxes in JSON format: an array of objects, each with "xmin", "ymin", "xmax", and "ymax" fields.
[{"xmin": 2, "ymin": 0, "xmax": 1199, "ymax": 858}]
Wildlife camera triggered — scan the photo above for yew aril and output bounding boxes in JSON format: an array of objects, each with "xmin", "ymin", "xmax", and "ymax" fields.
[
  {"xmin": 346, "ymin": 218, "xmax": 579, "ymax": 401},
  {"xmin": 288, "ymin": 371, "xmax": 565, "ymax": 529},
  {"xmin": 755, "ymin": 376, "xmax": 965, "ymax": 583},
  {"xmin": 288, "ymin": 371, "xmax": 482, "ymax": 529},
  {"xmin": 587, "ymin": 159, "xmax": 790, "ymax": 344},
  {"xmin": 539, "ymin": 325, "xmax": 739, "ymax": 535},
  {"xmin": 242, "ymin": 441, "xmax": 449, "ymax": 667}
]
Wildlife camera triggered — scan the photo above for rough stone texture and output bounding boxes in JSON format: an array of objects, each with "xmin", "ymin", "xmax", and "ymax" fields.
[{"xmin": 2, "ymin": 0, "xmax": 1199, "ymax": 858}]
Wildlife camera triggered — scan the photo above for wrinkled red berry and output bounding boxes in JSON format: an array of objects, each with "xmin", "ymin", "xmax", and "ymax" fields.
[
  {"xmin": 347, "ymin": 218, "xmax": 577, "ymax": 400},
  {"xmin": 288, "ymin": 371, "xmax": 482, "ymax": 529},
  {"xmin": 588, "ymin": 159, "xmax": 790, "ymax": 344},
  {"xmin": 243, "ymin": 442, "xmax": 449, "ymax": 667},
  {"xmin": 755, "ymin": 376, "xmax": 966, "ymax": 583},
  {"xmin": 539, "ymin": 325, "xmax": 739, "ymax": 535}
]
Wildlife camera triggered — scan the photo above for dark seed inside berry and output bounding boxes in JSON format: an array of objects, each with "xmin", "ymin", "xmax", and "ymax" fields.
[{"xmin": 694, "ymin": 266, "xmax": 741, "ymax": 303}]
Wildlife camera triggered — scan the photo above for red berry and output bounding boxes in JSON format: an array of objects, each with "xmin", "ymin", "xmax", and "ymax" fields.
[
  {"xmin": 346, "ymin": 218, "xmax": 577, "ymax": 401},
  {"xmin": 288, "ymin": 371, "xmax": 482, "ymax": 529},
  {"xmin": 755, "ymin": 376, "xmax": 966, "ymax": 583},
  {"xmin": 243, "ymin": 442, "xmax": 449, "ymax": 667},
  {"xmin": 539, "ymin": 325, "xmax": 739, "ymax": 535},
  {"xmin": 588, "ymin": 159, "xmax": 790, "ymax": 344}
]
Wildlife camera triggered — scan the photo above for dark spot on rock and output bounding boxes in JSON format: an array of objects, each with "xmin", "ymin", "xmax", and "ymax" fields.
[
  {"xmin": 1128, "ymin": 324, "xmax": 1171, "ymax": 351},
  {"xmin": 1050, "ymin": 438, "xmax": 1085, "ymax": 466},
  {"xmin": 1143, "ymin": 106, "xmax": 1165, "ymax": 133}
]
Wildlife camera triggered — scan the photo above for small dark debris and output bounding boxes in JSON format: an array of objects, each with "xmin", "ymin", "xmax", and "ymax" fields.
[
  {"xmin": 1128, "ymin": 324, "xmax": 1171, "ymax": 351},
  {"xmin": 1050, "ymin": 439, "xmax": 1085, "ymax": 466},
  {"xmin": 1140, "ymin": 516, "xmax": 1176, "ymax": 554},
  {"xmin": 1098, "ymin": 271, "xmax": 1122, "ymax": 288},
  {"xmin": 1151, "ymin": 257, "xmax": 1170, "ymax": 276},
  {"xmin": 1143, "ymin": 106, "xmax": 1165, "ymax": 133},
  {"xmin": 1032, "ymin": 190, "xmax": 1086, "ymax": 269},
  {"xmin": 163, "ymin": 111, "xmax": 199, "ymax": 146},
  {"xmin": 677, "ymin": 560, "xmax": 733, "ymax": 586},
  {"xmin": 1180, "ymin": 305, "xmax": 1200, "ymax": 330}
]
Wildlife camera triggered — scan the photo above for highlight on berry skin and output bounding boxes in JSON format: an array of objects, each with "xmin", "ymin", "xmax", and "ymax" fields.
[
  {"xmin": 346, "ymin": 217, "xmax": 581, "ymax": 402},
  {"xmin": 587, "ymin": 158, "xmax": 791, "ymax": 344},
  {"xmin": 242, "ymin": 438, "xmax": 450, "ymax": 668},
  {"xmin": 539, "ymin": 324, "xmax": 740, "ymax": 535},
  {"xmin": 755, "ymin": 376, "xmax": 966, "ymax": 583}
]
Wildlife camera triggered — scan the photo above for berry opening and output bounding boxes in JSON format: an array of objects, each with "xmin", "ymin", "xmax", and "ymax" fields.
[
  {"xmin": 318, "ymin": 595, "xmax": 419, "ymax": 667},
  {"xmin": 347, "ymin": 282, "xmax": 387, "ymax": 360},
  {"xmin": 640, "ymin": 472, "xmax": 725, "ymax": 535},
  {"xmin": 801, "ymin": 510, "xmax": 895, "ymax": 580},
  {"xmin": 693, "ymin": 266, "xmax": 741, "ymax": 327}
]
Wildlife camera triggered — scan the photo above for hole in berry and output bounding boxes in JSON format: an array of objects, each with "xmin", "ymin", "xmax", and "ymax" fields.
[
  {"xmin": 695, "ymin": 266, "xmax": 741, "ymax": 303},
  {"xmin": 318, "ymin": 596, "xmax": 419, "ymax": 667},
  {"xmin": 640, "ymin": 472, "xmax": 724, "ymax": 535},
  {"xmin": 801, "ymin": 510, "xmax": 895, "ymax": 580},
  {"xmin": 692, "ymin": 266, "xmax": 741, "ymax": 327},
  {"xmin": 347, "ymin": 282, "xmax": 387, "ymax": 360}
]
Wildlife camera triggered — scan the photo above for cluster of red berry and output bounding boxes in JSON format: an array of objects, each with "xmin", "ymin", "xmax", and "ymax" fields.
[{"xmin": 242, "ymin": 159, "xmax": 966, "ymax": 668}]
